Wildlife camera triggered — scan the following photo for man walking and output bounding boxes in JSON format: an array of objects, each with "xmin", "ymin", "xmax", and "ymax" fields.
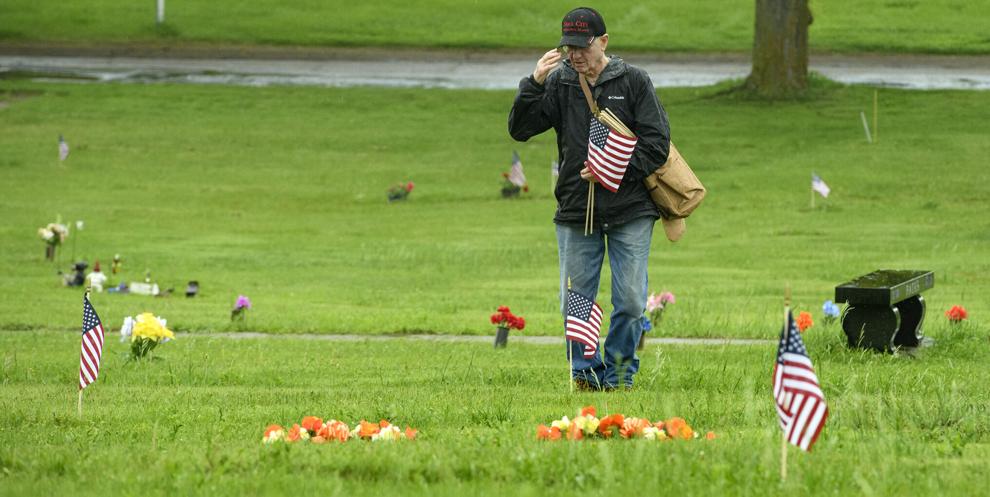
[{"xmin": 508, "ymin": 7, "xmax": 670, "ymax": 390}]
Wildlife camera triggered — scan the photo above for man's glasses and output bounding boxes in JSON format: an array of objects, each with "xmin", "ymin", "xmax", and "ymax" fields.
[{"xmin": 558, "ymin": 36, "xmax": 596, "ymax": 55}]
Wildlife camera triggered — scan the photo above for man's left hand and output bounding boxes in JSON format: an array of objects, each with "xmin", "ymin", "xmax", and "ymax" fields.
[{"xmin": 580, "ymin": 161, "xmax": 598, "ymax": 183}]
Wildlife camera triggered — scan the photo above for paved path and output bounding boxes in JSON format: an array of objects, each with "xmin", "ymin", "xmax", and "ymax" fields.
[
  {"xmin": 2, "ymin": 50, "xmax": 989, "ymax": 90},
  {"xmin": 179, "ymin": 332, "xmax": 772, "ymax": 347}
]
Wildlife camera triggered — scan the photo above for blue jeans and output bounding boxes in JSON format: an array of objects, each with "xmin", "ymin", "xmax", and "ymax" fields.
[{"xmin": 557, "ymin": 216, "xmax": 655, "ymax": 388}]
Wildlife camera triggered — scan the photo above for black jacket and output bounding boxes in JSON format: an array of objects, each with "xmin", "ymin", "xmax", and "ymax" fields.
[{"xmin": 508, "ymin": 56, "xmax": 670, "ymax": 228}]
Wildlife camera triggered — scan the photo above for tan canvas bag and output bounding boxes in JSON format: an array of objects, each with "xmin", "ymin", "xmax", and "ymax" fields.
[
  {"xmin": 578, "ymin": 75, "xmax": 705, "ymax": 241},
  {"xmin": 643, "ymin": 143, "xmax": 706, "ymax": 220}
]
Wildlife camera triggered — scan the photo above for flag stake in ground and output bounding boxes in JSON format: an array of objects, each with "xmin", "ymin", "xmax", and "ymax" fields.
[
  {"xmin": 860, "ymin": 111, "xmax": 873, "ymax": 144},
  {"xmin": 874, "ymin": 90, "xmax": 879, "ymax": 143},
  {"xmin": 781, "ymin": 285, "xmax": 791, "ymax": 481}
]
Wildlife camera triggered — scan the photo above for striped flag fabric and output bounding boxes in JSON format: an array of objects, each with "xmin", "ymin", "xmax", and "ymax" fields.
[
  {"xmin": 586, "ymin": 117, "xmax": 637, "ymax": 192},
  {"xmin": 565, "ymin": 289, "xmax": 602, "ymax": 358},
  {"xmin": 58, "ymin": 135, "xmax": 70, "ymax": 162},
  {"xmin": 508, "ymin": 151, "xmax": 527, "ymax": 187},
  {"xmin": 812, "ymin": 173, "xmax": 830, "ymax": 198},
  {"xmin": 773, "ymin": 310, "xmax": 829, "ymax": 451},
  {"xmin": 79, "ymin": 295, "xmax": 105, "ymax": 390}
]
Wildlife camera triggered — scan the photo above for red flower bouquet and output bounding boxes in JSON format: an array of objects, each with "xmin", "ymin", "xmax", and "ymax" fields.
[
  {"xmin": 491, "ymin": 306, "xmax": 526, "ymax": 331},
  {"xmin": 491, "ymin": 306, "xmax": 525, "ymax": 348},
  {"xmin": 945, "ymin": 305, "xmax": 968, "ymax": 323}
]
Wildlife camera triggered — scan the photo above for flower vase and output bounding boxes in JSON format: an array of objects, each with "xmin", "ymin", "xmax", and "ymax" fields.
[
  {"xmin": 494, "ymin": 326, "xmax": 509, "ymax": 348},
  {"xmin": 501, "ymin": 187, "xmax": 520, "ymax": 198},
  {"xmin": 45, "ymin": 244, "xmax": 55, "ymax": 261}
]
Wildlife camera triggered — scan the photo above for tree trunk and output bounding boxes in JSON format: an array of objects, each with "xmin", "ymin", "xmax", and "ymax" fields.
[{"xmin": 746, "ymin": 0, "xmax": 812, "ymax": 97}]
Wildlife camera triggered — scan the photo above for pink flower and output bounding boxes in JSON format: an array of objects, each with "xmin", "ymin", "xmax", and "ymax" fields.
[
  {"xmin": 235, "ymin": 295, "xmax": 251, "ymax": 310},
  {"xmin": 405, "ymin": 182, "xmax": 415, "ymax": 192},
  {"xmin": 646, "ymin": 293, "xmax": 664, "ymax": 313},
  {"xmin": 659, "ymin": 292, "xmax": 676, "ymax": 305}
]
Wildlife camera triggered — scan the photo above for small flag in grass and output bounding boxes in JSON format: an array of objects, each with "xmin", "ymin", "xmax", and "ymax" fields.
[
  {"xmin": 59, "ymin": 135, "xmax": 70, "ymax": 162},
  {"xmin": 79, "ymin": 295, "xmax": 105, "ymax": 390},
  {"xmin": 812, "ymin": 173, "xmax": 830, "ymax": 198},
  {"xmin": 565, "ymin": 289, "xmax": 602, "ymax": 358}
]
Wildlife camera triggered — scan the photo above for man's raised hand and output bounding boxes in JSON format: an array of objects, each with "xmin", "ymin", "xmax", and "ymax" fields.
[{"xmin": 532, "ymin": 49, "xmax": 562, "ymax": 85}]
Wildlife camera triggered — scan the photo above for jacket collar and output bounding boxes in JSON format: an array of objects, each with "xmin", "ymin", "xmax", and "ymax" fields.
[{"xmin": 559, "ymin": 55, "xmax": 626, "ymax": 87}]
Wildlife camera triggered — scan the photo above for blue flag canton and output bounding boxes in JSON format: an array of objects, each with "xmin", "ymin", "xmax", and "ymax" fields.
[
  {"xmin": 777, "ymin": 314, "xmax": 808, "ymax": 363},
  {"xmin": 589, "ymin": 118, "xmax": 609, "ymax": 149},
  {"xmin": 83, "ymin": 298, "xmax": 102, "ymax": 334},
  {"xmin": 567, "ymin": 290, "xmax": 595, "ymax": 320}
]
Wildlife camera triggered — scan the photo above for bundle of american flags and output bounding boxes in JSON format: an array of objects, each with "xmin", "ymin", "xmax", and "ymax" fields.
[
  {"xmin": 583, "ymin": 108, "xmax": 637, "ymax": 235},
  {"xmin": 586, "ymin": 109, "xmax": 637, "ymax": 193},
  {"xmin": 773, "ymin": 310, "xmax": 829, "ymax": 451}
]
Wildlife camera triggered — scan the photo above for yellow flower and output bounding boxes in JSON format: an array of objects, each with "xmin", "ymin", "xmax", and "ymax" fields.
[
  {"xmin": 131, "ymin": 312, "xmax": 174, "ymax": 342},
  {"xmin": 573, "ymin": 415, "xmax": 600, "ymax": 435}
]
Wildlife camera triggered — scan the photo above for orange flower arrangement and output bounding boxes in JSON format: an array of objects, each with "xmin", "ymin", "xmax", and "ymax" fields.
[
  {"xmin": 796, "ymin": 311, "xmax": 814, "ymax": 332},
  {"xmin": 262, "ymin": 416, "xmax": 418, "ymax": 444},
  {"xmin": 536, "ymin": 406, "xmax": 713, "ymax": 442}
]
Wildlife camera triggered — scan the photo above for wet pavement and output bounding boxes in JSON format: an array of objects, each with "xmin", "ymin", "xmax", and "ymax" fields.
[{"xmin": 2, "ymin": 52, "xmax": 989, "ymax": 90}]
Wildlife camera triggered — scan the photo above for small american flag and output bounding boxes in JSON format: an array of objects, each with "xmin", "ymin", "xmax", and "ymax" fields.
[
  {"xmin": 79, "ymin": 295, "xmax": 105, "ymax": 390},
  {"xmin": 586, "ymin": 118, "xmax": 637, "ymax": 192},
  {"xmin": 812, "ymin": 173, "xmax": 830, "ymax": 198},
  {"xmin": 773, "ymin": 310, "xmax": 829, "ymax": 451},
  {"xmin": 565, "ymin": 289, "xmax": 602, "ymax": 358},
  {"xmin": 508, "ymin": 151, "xmax": 527, "ymax": 187},
  {"xmin": 59, "ymin": 135, "xmax": 70, "ymax": 162}
]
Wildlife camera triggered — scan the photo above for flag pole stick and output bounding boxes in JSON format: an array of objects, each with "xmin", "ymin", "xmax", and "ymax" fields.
[
  {"xmin": 860, "ymin": 111, "xmax": 873, "ymax": 144},
  {"xmin": 873, "ymin": 90, "xmax": 879, "ymax": 143},
  {"xmin": 781, "ymin": 433, "xmax": 788, "ymax": 481},
  {"xmin": 781, "ymin": 284, "xmax": 791, "ymax": 481},
  {"xmin": 567, "ymin": 277, "xmax": 574, "ymax": 393},
  {"xmin": 590, "ymin": 186, "xmax": 594, "ymax": 234},
  {"xmin": 78, "ymin": 390, "xmax": 83, "ymax": 417}
]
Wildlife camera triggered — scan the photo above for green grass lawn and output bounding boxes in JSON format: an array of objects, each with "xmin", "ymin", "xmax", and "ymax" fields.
[
  {"xmin": 1, "ymin": 0, "xmax": 989, "ymax": 54},
  {"xmin": 1, "ymin": 330, "xmax": 988, "ymax": 496},
  {"xmin": 1, "ymin": 78, "xmax": 988, "ymax": 337}
]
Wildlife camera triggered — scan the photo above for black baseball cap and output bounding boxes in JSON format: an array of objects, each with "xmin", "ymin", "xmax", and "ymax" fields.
[{"xmin": 559, "ymin": 7, "xmax": 606, "ymax": 48}]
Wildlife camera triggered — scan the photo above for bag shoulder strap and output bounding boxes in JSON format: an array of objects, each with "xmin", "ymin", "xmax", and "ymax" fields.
[{"xmin": 577, "ymin": 74, "xmax": 599, "ymax": 117}]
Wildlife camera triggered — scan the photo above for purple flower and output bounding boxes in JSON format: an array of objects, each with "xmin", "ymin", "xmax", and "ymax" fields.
[{"xmin": 235, "ymin": 295, "xmax": 252, "ymax": 310}]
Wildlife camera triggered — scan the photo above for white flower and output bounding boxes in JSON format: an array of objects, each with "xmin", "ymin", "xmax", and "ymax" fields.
[
  {"xmin": 550, "ymin": 416, "xmax": 571, "ymax": 431},
  {"xmin": 119, "ymin": 316, "xmax": 135, "ymax": 342},
  {"xmin": 263, "ymin": 429, "xmax": 285, "ymax": 444},
  {"xmin": 643, "ymin": 426, "xmax": 665, "ymax": 440},
  {"xmin": 373, "ymin": 425, "xmax": 401, "ymax": 441}
]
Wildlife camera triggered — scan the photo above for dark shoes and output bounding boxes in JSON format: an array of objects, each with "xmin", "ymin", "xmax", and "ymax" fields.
[
  {"xmin": 572, "ymin": 378, "xmax": 633, "ymax": 392},
  {"xmin": 573, "ymin": 378, "xmax": 601, "ymax": 391},
  {"xmin": 604, "ymin": 384, "xmax": 633, "ymax": 392}
]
